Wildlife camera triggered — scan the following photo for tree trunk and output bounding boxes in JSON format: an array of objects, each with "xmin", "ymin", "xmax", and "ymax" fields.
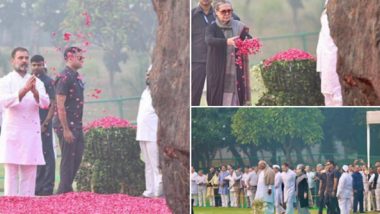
[
  {"xmin": 150, "ymin": 1, "xmax": 189, "ymax": 214},
  {"xmin": 228, "ymin": 145, "xmax": 245, "ymax": 167},
  {"xmin": 327, "ymin": 0, "xmax": 380, "ymax": 105}
]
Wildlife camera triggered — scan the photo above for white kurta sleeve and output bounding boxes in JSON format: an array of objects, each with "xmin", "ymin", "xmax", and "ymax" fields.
[
  {"xmin": 36, "ymin": 79, "xmax": 50, "ymax": 109},
  {"xmin": 0, "ymin": 77, "xmax": 20, "ymax": 109}
]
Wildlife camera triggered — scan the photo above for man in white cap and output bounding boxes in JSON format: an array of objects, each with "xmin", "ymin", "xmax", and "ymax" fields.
[
  {"xmin": 273, "ymin": 165, "xmax": 285, "ymax": 214},
  {"xmin": 282, "ymin": 162, "xmax": 296, "ymax": 214},
  {"xmin": 337, "ymin": 165, "xmax": 353, "ymax": 214},
  {"xmin": 316, "ymin": 0, "xmax": 342, "ymax": 106}
]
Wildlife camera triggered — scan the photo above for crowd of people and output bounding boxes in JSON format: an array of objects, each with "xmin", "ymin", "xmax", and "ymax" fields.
[{"xmin": 191, "ymin": 160, "xmax": 380, "ymax": 214}]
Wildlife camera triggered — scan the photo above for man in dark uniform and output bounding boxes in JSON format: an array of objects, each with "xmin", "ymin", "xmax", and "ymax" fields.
[
  {"xmin": 325, "ymin": 160, "xmax": 340, "ymax": 214},
  {"xmin": 53, "ymin": 47, "xmax": 85, "ymax": 194},
  {"xmin": 191, "ymin": 0, "xmax": 240, "ymax": 106},
  {"xmin": 31, "ymin": 55, "xmax": 56, "ymax": 196},
  {"xmin": 192, "ymin": 0, "xmax": 215, "ymax": 106}
]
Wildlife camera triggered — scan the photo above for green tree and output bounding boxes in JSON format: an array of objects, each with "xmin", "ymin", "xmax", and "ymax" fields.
[
  {"xmin": 232, "ymin": 108, "xmax": 324, "ymax": 165},
  {"xmin": 192, "ymin": 108, "xmax": 248, "ymax": 168},
  {"xmin": 62, "ymin": 0, "xmax": 156, "ymax": 97}
]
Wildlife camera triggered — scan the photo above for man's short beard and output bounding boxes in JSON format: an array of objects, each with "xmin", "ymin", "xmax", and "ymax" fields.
[{"xmin": 15, "ymin": 64, "xmax": 28, "ymax": 72}]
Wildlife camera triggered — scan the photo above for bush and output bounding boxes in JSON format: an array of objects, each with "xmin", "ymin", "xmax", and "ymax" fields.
[
  {"xmin": 75, "ymin": 117, "xmax": 144, "ymax": 196},
  {"xmin": 257, "ymin": 49, "xmax": 324, "ymax": 106}
]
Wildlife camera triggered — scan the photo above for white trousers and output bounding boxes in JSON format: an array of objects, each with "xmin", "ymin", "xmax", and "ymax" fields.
[
  {"xmin": 376, "ymin": 189, "xmax": 380, "ymax": 211},
  {"xmin": 221, "ymin": 194, "xmax": 229, "ymax": 207},
  {"xmin": 198, "ymin": 186, "xmax": 206, "ymax": 207},
  {"xmin": 276, "ymin": 203, "xmax": 285, "ymax": 214},
  {"xmin": 264, "ymin": 202, "xmax": 275, "ymax": 214},
  {"xmin": 338, "ymin": 197, "xmax": 352, "ymax": 214},
  {"xmin": 139, "ymin": 141, "xmax": 162, "ymax": 196},
  {"xmin": 324, "ymin": 93, "xmax": 343, "ymax": 106},
  {"xmin": 285, "ymin": 198, "xmax": 294, "ymax": 214},
  {"xmin": 4, "ymin": 164, "xmax": 37, "ymax": 196},
  {"xmin": 192, "ymin": 194, "xmax": 198, "ymax": 206},
  {"xmin": 230, "ymin": 191, "xmax": 237, "ymax": 207}
]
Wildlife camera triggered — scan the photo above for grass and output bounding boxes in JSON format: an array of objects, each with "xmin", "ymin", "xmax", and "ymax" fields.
[{"xmin": 193, "ymin": 207, "xmax": 380, "ymax": 214}]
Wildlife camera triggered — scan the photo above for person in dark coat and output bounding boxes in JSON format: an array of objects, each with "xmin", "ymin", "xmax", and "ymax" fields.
[
  {"xmin": 296, "ymin": 164, "xmax": 311, "ymax": 214},
  {"xmin": 192, "ymin": 0, "xmax": 240, "ymax": 106},
  {"xmin": 205, "ymin": 0, "xmax": 251, "ymax": 106},
  {"xmin": 352, "ymin": 165, "xmax": 364, "ymax": 213}
]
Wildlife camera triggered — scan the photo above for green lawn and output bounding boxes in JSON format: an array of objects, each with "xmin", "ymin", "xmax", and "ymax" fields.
[{"xmin": 193, "ymin": 207, "xmax": 379, "ymax": 214}]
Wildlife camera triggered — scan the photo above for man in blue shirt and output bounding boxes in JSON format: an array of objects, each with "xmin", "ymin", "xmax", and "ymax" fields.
[{"xmin": 352, "ymin": 165, "xmax": 364, "ymax": 213}]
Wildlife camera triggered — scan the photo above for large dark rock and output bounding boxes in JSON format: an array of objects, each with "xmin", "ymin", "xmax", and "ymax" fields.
[
  {"xmin": 327, "ymin": 0, "xmax": 380, "ymax": 105},
  {"xmin": 150, "ymin": 1, "xmax": 190, "ymax": 214}
]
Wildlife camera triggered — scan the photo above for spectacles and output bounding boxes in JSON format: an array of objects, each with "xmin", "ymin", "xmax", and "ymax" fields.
[
  {"xmin": 76, "ymin": 56, "xmax": 85, "ymax": 61},
  {"xmin": 219, "ymin": 9, "xmax": 233, "ymax": 15}
]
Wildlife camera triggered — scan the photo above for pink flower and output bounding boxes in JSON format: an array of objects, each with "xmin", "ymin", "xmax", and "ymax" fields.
[
  {"xmin": 84, "ymin": 116, "xmax": 135, "ymax": 133},
  {"xmin": 263, "ymin": 48, "xmax": 316, "ymax": 68},
  {"xmin": 235, "ymin": 38, "xmax": 262, "ymax": 69},
  {"xmin": 63, "ymin": 32, "xmax": 71, "ymax": 42},
  {"xmin": 82, "ymin": 12, "xmax": 91, "ymax": 27}
]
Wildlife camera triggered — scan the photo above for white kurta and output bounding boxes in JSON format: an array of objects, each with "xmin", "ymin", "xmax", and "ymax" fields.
[
  {"xmin": 136, "ymin": 88, "xmax": 158, "ymax": 142},
  {"xmin": 274, "ymin": 172, "xmax": 283, "ymax": 206},
  {"xmin": 255, "ymin": 170, "xmax": 274, "ymax": 203},
  {"xmin": 337, "ymin": 172, "xmax": 353, "ymax": 199},
  {"xmin": 282, "ymin": 169, "xmax": 296, "ymax": 203},
  {"xmin": 0, "ymin": 71, "xmax": 49, "ymax": 165},
  {"xmin": 316, "ymin": 8, "xmax": 342, "ymax": 104}
]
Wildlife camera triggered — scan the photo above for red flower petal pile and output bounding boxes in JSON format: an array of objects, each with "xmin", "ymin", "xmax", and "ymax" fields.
[
  {"xmin": 83, "ymin": 116, "xmax": 136, "ymax": 133},
  {"xmin": 235, "ymin": 38, "xmax": 262, "ymax": 69},
  {"xmin": 263, "ymin": 48, "xmax": 316, "ymax": 68},
  {"xmin": 0, "ymin": 192, "xmax": 172, "ymax": 214}
]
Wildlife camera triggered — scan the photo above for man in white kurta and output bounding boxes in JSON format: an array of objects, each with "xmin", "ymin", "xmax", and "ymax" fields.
[
  {"xmin": 316, "ymin": 0, "xmax": 342, "ymax": 106},
  {"xmin": 191, "ymin": 167, "xmax": 199, "ymax": 206},
  {"xmin": 136, "ymin": 66, "xmax": 162, "ymax": 197},
  {"xmin": 247, "ymin": 167, "xmax": 258, "ymax": 206},
  {"xmin": 255, "ymin": 161, "xmax": 275, "ymax": 214},
  {"xmin": 337, "ymin": 165, "xmax": 353, "ymax": 214},
  {"xmin": 273, "ymin": 165, "xmax": 285, "ymax": 214},
  {"xmin": 196, "ymin": 170, "xmax": 207, "ymax": 207},
  {"xmin": 282, "ymin": 163, "xmax": 297, "ymax": 214},
  {"xmin": 0, "ymin": 47, "xmax": 49, "ymax": 196}
]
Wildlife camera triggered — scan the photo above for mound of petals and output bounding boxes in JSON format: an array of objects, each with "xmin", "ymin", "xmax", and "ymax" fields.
[
  {"xmin": 83, "ymin": 116, "xmax": 136, "ymax": 133},
  {"xmin": 0, "ymin": 192, "xmax": 172, "ymax": 214},
  {"xmin": 263, "ymin": 48, "xmax": 316, "ymax": 68}
]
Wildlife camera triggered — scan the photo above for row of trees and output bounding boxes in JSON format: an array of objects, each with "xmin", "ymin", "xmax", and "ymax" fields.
[
  {"xmin": 0, "ymin": 0, "xmax": 156, "ymax": 97},
  {"xmin": 192, "ymin": 108, "xmax": 380, "ymax": 168}
]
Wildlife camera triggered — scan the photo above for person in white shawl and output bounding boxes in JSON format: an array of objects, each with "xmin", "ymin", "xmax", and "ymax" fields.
[
  {"xmin": 255, "ymin": 161, "xmax": 275, "ymax": 214},
  {"xmin": 337, "ymin": 165, "xmax": 353, "ymax": 214},
  {"xmin": 316, "ymin": 0, "xmax": 342, "ymax": 106}
]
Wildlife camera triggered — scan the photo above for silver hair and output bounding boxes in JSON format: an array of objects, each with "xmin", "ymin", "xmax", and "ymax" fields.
[
  {"xmin": 213, "ymin": 0, "xmax": 232, "ymax": 11},
  {"xmin": 297, "ymin": 164, "xmax": 305, "ymax": 170}
]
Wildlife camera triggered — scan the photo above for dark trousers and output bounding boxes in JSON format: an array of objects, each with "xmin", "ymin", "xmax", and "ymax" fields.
[
  {"xmin": 35, "ymin": 125, "xmax": 55, "ymax": 195},
  {"xmin": 326, "ymin": 193, "xmax": 339, "ymax": 214},
  {"xmin": 353, "ymin": 191, "xmax": 364, "ymax": 213},
  {"xmin": 214, "ymin": 189, "xmax": 222, "ymax": 207},
  {"xmin": 56, "ymin": 128, "xmax": 84, "ymax": 194},
  {"xmin": 191, "ymin": 62, "xmax": 206, "ymax": 106},
  {"xmin": 318, "ymin": 194, "xmax": 325, "ymax": 214}
]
